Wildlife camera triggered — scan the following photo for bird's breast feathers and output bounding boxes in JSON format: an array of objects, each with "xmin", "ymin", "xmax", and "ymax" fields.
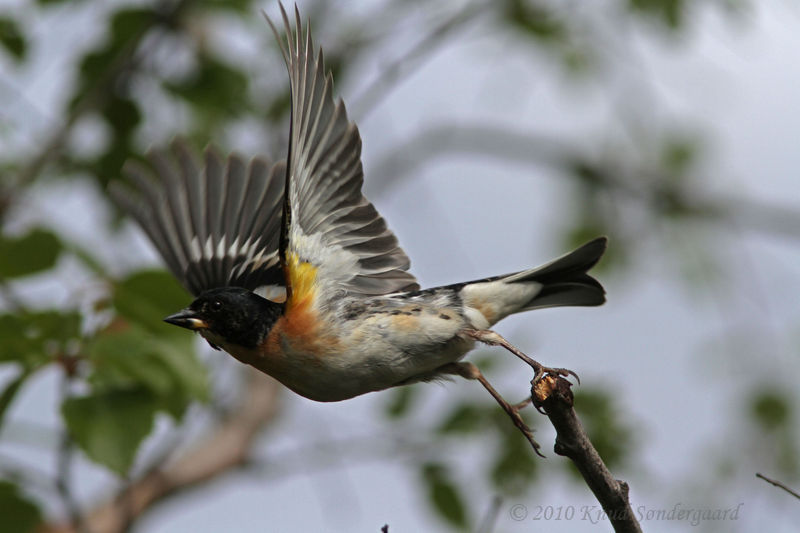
[{"xmin": 247, "ymin": 292, "xmax": 478, "ymax": 401}]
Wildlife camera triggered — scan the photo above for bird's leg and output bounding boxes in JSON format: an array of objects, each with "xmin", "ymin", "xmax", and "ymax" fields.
[
  {"xmin": 438, "ymin": 361, "xmax": 544, "ymax": 457},
  {"xmin": 463, "ymin": 329, "xmax": 580, "ymax": 385}
]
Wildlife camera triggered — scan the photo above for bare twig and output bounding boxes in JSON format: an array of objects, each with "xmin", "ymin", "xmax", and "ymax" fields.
[
  {"xmin": 756, "ymin": 472, "xmax": 800, "ymax": 501},
  {"xmin": 533, "ymin": 376, "xmax": 642, "ymax": 533},
  {"xmin": 41, "ymin": 369, "xmax": 282, "ymax": 533}
]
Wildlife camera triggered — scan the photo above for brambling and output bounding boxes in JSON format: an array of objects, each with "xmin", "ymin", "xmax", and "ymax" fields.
[{"xmin": 111, "ymin": 4, "xmax": 606, "ymax": 454}]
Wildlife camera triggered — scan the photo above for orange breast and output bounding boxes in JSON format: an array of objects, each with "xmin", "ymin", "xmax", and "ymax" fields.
[{"xmin": 262, "ymin": 252, "xmax": 340, "ymax": 361}]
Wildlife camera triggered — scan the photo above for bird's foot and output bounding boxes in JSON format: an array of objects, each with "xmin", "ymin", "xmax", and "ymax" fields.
[{"xmin": 465, "ymin": 329, "xmax": 580, "ymax": 385}]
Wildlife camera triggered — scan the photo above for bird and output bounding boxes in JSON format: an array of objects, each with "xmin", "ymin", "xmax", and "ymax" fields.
[{"xmin": 111, "ymin": 3, "xmax": 606, "ymax": 454}]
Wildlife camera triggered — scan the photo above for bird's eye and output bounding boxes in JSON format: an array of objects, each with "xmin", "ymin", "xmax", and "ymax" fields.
[{"xmin": 211, "ymin": 300, "xmax": 223, "ymax": 311}]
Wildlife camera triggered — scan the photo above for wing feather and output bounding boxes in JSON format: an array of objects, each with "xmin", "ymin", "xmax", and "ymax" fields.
[
  {"xmin": 265, "ymin": 4, "xmax": 419, "ymax": 302},
  {"xmin": 111, "ymin": 139, "xmax": 285, "ymax": 297}
]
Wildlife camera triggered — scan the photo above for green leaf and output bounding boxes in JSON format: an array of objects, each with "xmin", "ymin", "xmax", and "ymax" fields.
[
  {"xmin": 89, "ymin": 327, "xmax": 209, "ymax": 417},
  {"xmin": 91, "ymin": 96, "xmax": 141, "ymax": 185},
  {"xmin": 73, "ymin": 8, "xmax": 155, "ymax": 113},
  {"xmin": 103, "ymin": 96, "xmax": 141, "ymax": 138},
  {"xmin": 661, "ymin": 136, "xmax": 697, "ymax": 178},
  {"xmin": 422, "ymin": 464, "xmax": 469, "ymax": 530},
  {"xmin": 102, "ymin": 270, "xmax": 206, "ymax": 419},
  {"xmin": 265, "ymin": 89, "xmax": 291, "ymax": 122},
  {"xmin": 749, "ymin": 389, "xmax": 798, "ymax": 475},
  {"xmin": 0, "ymin": 369, "xmax": 32, "ymax": 431},
  {"xmin": 437, "ymin": 403, "xmax": 487, "ymax": 435},
  {"xmin": 750, "ymin": 391, "xmax": 791, "ymax": 431},
  {"xmin": 112, "ymin": 270, "xmax": 191, "ymax": 334},
  {"xmin": 165, "ymin": 53, "xmax": 250, "ymax": 117},
  {"xmin": 573, "ymin": 388, "xmax": 634, "ymax": 470},
  {"xmin": 200, "ymin": 0, "xmax": 255, "ymax": 13},
  {"xmin": 93, "ymin": 135, "xmax": 135, "ymax": 187},
  {"xmin": 629, "ymin": 0, "xmax": 685, "ymax": 29},
  {"xmin": 0, "ymin": 229, "xmax": 62, "ymax": 279},
  {"xmin": 490, "ymin": 430, "xmax": 539, "ymax": 495},
  {"xmin": 503, "ymin": 0, "xmax": 566, "ymax": 43},
  {"xmin": 0, "ymin": 16, "xmax": 27, "ymax": 62},
  {"xmin": 109, "ymin": 8, "xmax": 153, "ymax": 44},
  {"xmin": 0, "ymin": 311, "xmax": 81, "ymax": 367},
  {"xmin": 62, "ymin": 387, "xmax": 158, "ymax": 476},
  {"xmin": 0, "ymin": 481, "xmax": 42, "ymax": 533},
  {"xmin": 384, "ymin": 386, "xmax": 416, "ymax": 419},
  {"xmin": 65, "ymin": 241, "xmax": 107, "ymax": 277},
  {"xmin": 89, "ymin": 332, "xmax": 176, "ymax": 394}
]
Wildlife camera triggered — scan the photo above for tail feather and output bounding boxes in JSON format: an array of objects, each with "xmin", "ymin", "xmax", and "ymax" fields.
[
  {"xmin": 458, "ymin": 237, "xmax": 607, "ymax": 326},
  {"xmin": 507, "ymin": 237, "xmax": 606, "ymax": 310}
]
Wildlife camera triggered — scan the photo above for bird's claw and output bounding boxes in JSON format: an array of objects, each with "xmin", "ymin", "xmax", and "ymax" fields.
[
  {"xmin": 530, "ymin": 366, "xmax": 579, "ymax": 414},
  {"xmin": 532, "ymin": 365, "xmax": 580, "ymax": 385}
]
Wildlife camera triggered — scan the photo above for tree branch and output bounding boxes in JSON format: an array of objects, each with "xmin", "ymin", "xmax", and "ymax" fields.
[
  {"xmin": 756, "ymin": 472, "xmax": 800, "ymax": 501},
  {"xmin": 533, "ymin": 376, "xmax": 642, "ymax": 533},
  {"xmin": 41, "ymin": 369, "xmax": 282, "ymax": 533}
]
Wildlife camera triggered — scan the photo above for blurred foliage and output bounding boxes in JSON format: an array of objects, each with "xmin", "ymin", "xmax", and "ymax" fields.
[
  {"xmin": 749, "ymin": 388, "xmax": 798, "ymax": 477},
  {"xmin": 0, "ymin": 481, "xmax": 42, "ymax": 533},
  {"xmin": 572, "ymin": 388, "xmax": 635, "ymax": 472},
  {"xmin": 629, "ymin": 0, "xmax": 685, "ymax": 28},
  {"xmin": 0, "ymin": 0, "xmax": 786, "ymax": 532},
  {"xmin": 62, "ymin": 387, "xmax": 160, "ymax": 475},
  {"xmin": 0, "ymin": 229, "xmax": 62, "ymax": 279},
  {"xmin": 422, "ymin": 463, "xmax": 470, "ymax": 530},
  {"xmin": 0, "ymin": 238, "xmax": 208, "ymax": 479},
  {"xmin": 0, "ymin": 15, "xmax": 27, "ymax": 62}
]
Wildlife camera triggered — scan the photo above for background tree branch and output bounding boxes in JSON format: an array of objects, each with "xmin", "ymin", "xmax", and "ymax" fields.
[{"xmin": 41, "ymin": 369, "xmax": 282, "ymax": 533}]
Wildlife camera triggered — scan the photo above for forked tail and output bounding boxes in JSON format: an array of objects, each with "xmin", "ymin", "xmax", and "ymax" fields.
[
  {"xmin": 458, "ymin": 237, "xmax": 607, "ymax": 326},
  {"xmin": 504, "ymin": 236, "xmax": 606, "ymax": 310}
]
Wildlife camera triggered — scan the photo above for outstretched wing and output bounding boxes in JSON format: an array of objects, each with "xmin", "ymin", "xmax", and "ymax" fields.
[
  {"xmin": 266, "ymin": 5, "xmax": 419, "ymax": 308},
  {"xmin": 111, "ymin": 139, "xmax": 286, "ymax": 298}
]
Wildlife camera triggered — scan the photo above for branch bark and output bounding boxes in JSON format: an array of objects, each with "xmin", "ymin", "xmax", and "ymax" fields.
[
  {"xmin": 533, "ymin": 375, "xmax": 642, "ymax": 533},
  {"xmin": 756, "ymin": 472, "xmax": 800, "ymax": 501},
  {"xmin": 40, "ymin": 369, "xmax": 282, "ymax": 533}
]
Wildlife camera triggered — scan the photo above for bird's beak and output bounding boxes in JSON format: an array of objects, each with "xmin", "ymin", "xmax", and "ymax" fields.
[{"xmin": 164, "ymin": 308, "xmax": 208, "ymax": 331}]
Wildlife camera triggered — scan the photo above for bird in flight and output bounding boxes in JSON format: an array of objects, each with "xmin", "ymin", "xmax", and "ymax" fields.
[{"xmin": 112, "ymin": 3, "xmax": 606, "ymax": 455}]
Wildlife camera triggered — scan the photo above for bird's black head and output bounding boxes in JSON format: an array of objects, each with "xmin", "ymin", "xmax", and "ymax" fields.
[{"xmin": 164, "ymin": 287, "xmax": 284, "ymax": 350}]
